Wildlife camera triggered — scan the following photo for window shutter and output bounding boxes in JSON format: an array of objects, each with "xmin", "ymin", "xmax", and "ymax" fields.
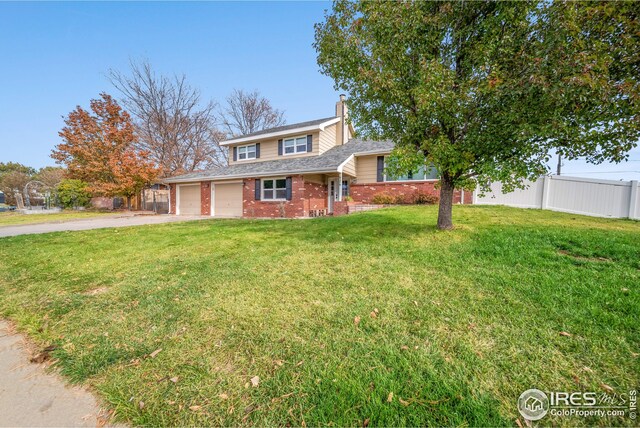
[
  {"xmin": 285, "ymin": 177, "xmax": 292, "ymax": 201},
  {"xmin": 233, "ymin": 146, "xmax": 237, "ymax": 161},
  {"xmin": 255, "ymin": 179, "xmax": 261, "ymax": 200},
  {"xmin": 376, "ymin": 156, "xmax": 385, "ymax": 182},
  {"xmin": 278, "ymin": 139, "xmax": 283, "ymax": 156},
  {"xmin": 306, "ymin": 135, "xmax": 312, "ymax": 152},
  {"xmin": 255, "ymin": 143, "xmax": 260, "ymax": 159}
]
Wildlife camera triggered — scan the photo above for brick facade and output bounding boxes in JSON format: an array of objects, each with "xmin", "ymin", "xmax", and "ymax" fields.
[
  {"xmin": 241, "ymin": 175, "xmax": 330, "ymax": 218},
  {"xmin": 169, "ymin": 178, "xmax": 473, "ymax": 218},
  {"xmin": 200, "ymin": 181, "xmax": 211, "ymax": 216},
  {"xmin": 333, "ymin": 200, "xmax": 350, "ymax": 216},
  {"xmin": 169, "ymin": 184, "xmax": 176, "ymax": 214},
  {"xmin": 350, "ymin": 181, "xmax": 471, "ymax": 204},
  {"xmin": 303, "ymin": 180, "xmax": 328, "ymax": 213},
  {"xmin": 243, "ymin": 175, "xmax": 299, "ymax": 218}
]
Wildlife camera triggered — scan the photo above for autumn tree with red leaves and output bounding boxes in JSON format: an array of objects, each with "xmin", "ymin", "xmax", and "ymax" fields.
[{"xmin": 52, "ymin": 93, "xmax": 159, "ymax": 209}]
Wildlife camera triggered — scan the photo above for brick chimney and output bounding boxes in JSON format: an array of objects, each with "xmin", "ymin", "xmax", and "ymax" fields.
[{"xmin": 335, "ymin": 94, "xmax": 349, "ymax": 145}]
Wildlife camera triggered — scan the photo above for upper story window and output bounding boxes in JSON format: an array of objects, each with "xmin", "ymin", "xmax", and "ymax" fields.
[
  {"xmin": 283, "ymin": 136, "xmax": 308, "ymax": 155},
  {"xmin": 238, "ymin": 144, "xmax": 256, "ymax": 161}
]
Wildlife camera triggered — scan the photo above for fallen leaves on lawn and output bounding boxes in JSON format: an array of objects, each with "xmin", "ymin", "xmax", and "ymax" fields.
[
  {"xmin": 399, "ymin": 398, "xmax": 410, "ymax": 406},
  {"xmin": 169, "ymin": 377, "xmax": 179, "ymax": 383},
  {"xmin": 219, "ymin": 393, "xmax": 229, "ymax": 400},
  {"xmin": 250, "ymin": 376, "xmax": 260, "ymax": 387},
  {"xmin": 600, "ymin": 383, "xmax": 614, "ymax": 393},
  {"xmin": 363, "ymin": 418, "xmax": 370, "ymax": 427},
  {"xmin": 387, "ymin": 392, "xmax": 394, "ymax": 403},
  {"xmin": 30, "ymin": 344, "xmax": 58, "ymax": 364},
  {"xmin": 138, "ymin": 401, "xmax": 145, "ymax": 410},
  {"xmin": 189, "ymin": 405, "xmax": 202, "ymax": 411},
  {"xmin": 515, "ymin": 418, "xmax": 524, "ymax": 428},
  {"xmin": 149, "ymin": 348, "xmax": 162, "ymax": 358},
  {"xmin": 400, "ymin": 345, "xmax": 409, "ymax": 351},
  {"xmin": 559, "ymin": 331, "xmax": 572, "ymax": 337},
  {"xmin": 271, "ymin": 392, "xmax": 295, "ymax": 404},
  {"xmin": 354, "ymin": 316, "xmax": 361, "ymax": 326}
]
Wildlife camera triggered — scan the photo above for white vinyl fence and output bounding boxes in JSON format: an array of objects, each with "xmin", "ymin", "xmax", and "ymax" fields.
[{"xmin": 473, "ymin": 175, "xmax": 640, "ymax": 220}]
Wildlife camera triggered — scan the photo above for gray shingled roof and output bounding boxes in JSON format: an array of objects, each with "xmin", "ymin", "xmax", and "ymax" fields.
[
  {"xmin": 224, "ymin": 117, "xmax": 338, "ymax": 141},
  {"xmin": 164, "ymin": 139, "xmax": 394, "ymax": 183}
]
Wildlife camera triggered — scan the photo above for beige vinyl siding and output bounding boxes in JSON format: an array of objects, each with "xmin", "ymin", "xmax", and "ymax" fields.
[
  {"xmin": 228, "ymin": 132, "xmax": 320, "ymax": 165},
  {"xmin": 214, "ymin": 183, "xmax": 243, "ymax": 217},
  {"xmin": 342, "ymin": 157, "xmax": 356, "ymax": 177},
  {"xmin": 319, "ymin": 123, "xmax": 338, "ymax": 154},
  {"xmin": 355, "ymin": 155, "xmax": 380, "ymax": 184},
  {"xmin": 178, "ymin": 184, "xmax": 201, "ymax": 215},
  {"xmin": 304, "ymin": 174, "xmax": 325, "ymax": 184}
]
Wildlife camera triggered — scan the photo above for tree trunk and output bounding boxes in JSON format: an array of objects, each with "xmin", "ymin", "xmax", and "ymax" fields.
[
  {"xmin": 437, "ymin": 176, "xmax": 455, "ymax": 230},
  {"xmin": 127, "ymin": 196, "xmax": 132, "ymax": 211}
]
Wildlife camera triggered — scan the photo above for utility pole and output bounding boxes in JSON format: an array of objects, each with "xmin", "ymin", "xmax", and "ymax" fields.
[{"xmin": 556, "ymin": 153, "xmax": 562, "ymax": 175}]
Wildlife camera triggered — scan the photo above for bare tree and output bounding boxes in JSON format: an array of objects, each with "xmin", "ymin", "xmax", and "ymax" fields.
[
  {"xmin": 108, "ymin": 60, "xmax": 226, "ymax": 176},
  {"xmin": 220, "ymin": 89, "xmax": 286, "ymax": 137}
]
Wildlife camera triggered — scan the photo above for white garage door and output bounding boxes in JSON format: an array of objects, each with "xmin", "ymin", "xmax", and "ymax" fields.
[
  {"xmin": 178, "ymin": 184, "xmax": 201, "ymax": 215},
  {"xmin": 214, "ymin": 183, "xmax": 243, "ymax": 217}
]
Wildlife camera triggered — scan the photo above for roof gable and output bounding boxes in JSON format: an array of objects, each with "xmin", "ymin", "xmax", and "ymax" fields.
[{"xmin": 221, "ymin": 117, "xmax": 340, "ymax": 146}]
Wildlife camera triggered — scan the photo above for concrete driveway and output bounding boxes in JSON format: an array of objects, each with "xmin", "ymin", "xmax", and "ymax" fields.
[{"xmin": 0, "ymin": 214, "xmax": 207, "ymax": 238}]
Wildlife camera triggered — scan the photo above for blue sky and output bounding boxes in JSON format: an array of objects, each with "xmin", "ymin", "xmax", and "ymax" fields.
[{"xmin": 0, "ymin": 1, "xmax": 638, "ymax": 180}]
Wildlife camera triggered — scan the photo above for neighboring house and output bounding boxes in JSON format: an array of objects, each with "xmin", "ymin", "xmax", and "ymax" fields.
[{"xmin": 164, "ymin": 96, "xmax": 470, "ymax": 218}]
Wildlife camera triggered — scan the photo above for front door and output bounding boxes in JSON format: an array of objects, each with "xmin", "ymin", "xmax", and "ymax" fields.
[{"xmin": 328, "ymin": 179, "xmax": 336, "ymax": 213}]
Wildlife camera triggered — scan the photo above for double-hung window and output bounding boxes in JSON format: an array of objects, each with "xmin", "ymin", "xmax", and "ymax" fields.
[
  {"xmin": 283, "ymin": 136, "xmax": 308, "ymax": 155},
  {"xmin": 262, "ymin": 178, "xmax": 287, "ymax": 200},
  {"xmin": 238, "ymin": 144, "xmax": 256, "ymax": 161}
]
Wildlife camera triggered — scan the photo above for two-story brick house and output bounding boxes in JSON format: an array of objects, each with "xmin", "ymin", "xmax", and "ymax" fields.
[{"xmin": 164, "ymin": 96, "xmax": 471, "ymax": 218}]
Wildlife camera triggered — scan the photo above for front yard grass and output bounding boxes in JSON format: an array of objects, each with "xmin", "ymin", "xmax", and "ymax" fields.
[
  {"xmin": 0, "ymin": 210, "xmax": 114, "ymax": 226},
  {"xmin": 0, "ymin": 205, "xmax": 638, "ymax": 426}
]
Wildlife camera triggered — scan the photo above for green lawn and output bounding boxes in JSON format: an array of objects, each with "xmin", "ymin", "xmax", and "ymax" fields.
[
  {"xmin": 0, "ymin": 206, "xmax": 637, "ymax": 426},
  {"xmin": 0, "ymin": 210, "xmax": 115, "ymax": 226}
]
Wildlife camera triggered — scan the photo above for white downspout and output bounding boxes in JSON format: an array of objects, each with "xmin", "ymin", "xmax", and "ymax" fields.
[{"xmin": 337, "ymin": 154, "xmax": 355, "ymax": 202}]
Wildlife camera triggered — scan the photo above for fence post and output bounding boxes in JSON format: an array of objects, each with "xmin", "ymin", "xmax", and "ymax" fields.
[
  {"xmin": 629, "ymin": 180, "xmax": 639, "ymax": 220},
  {"xmin": 541, "ymin": 176, "xmax": 551, "ymax": 210}
]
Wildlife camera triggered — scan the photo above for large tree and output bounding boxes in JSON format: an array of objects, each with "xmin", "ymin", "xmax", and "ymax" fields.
[
  {"xmin": 109, "ymin": 60, "xmax": 226, "ymax": 176},
  {"xmin": 220, "ymin": 89, "xmax": 286, "ymax": 137},
  {"xmin": 35, "ymin": 166, "xmax": 65, "ymax": 189},
  {"xmin": 315, "ymin": 1, "xmax": 640, "ymax": 229},
  {"xmin": 0, "ymin": 162, "xmax": 37, "ymax": 206},
  {"xmin": 52, "ymin": 93, "xmax": 159, "ymax": 209}
]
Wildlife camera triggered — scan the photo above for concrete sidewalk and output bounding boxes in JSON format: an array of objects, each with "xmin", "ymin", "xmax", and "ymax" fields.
[
  {"xmin": 0, "ymin": 321, "xmax": 119, "ymax": 427},
  {"xmin": 0, "ymin": 214, "xmax": 207, "ymax": 238}
]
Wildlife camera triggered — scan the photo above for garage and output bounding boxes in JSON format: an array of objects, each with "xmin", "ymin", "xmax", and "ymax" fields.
[
  {"xmin": 214, "ymin": 183, "xmax": 243, "ymax": 217},
  {"xmin": 178, "ymin": 184, "xmax": 201, "ymax": 215}
]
